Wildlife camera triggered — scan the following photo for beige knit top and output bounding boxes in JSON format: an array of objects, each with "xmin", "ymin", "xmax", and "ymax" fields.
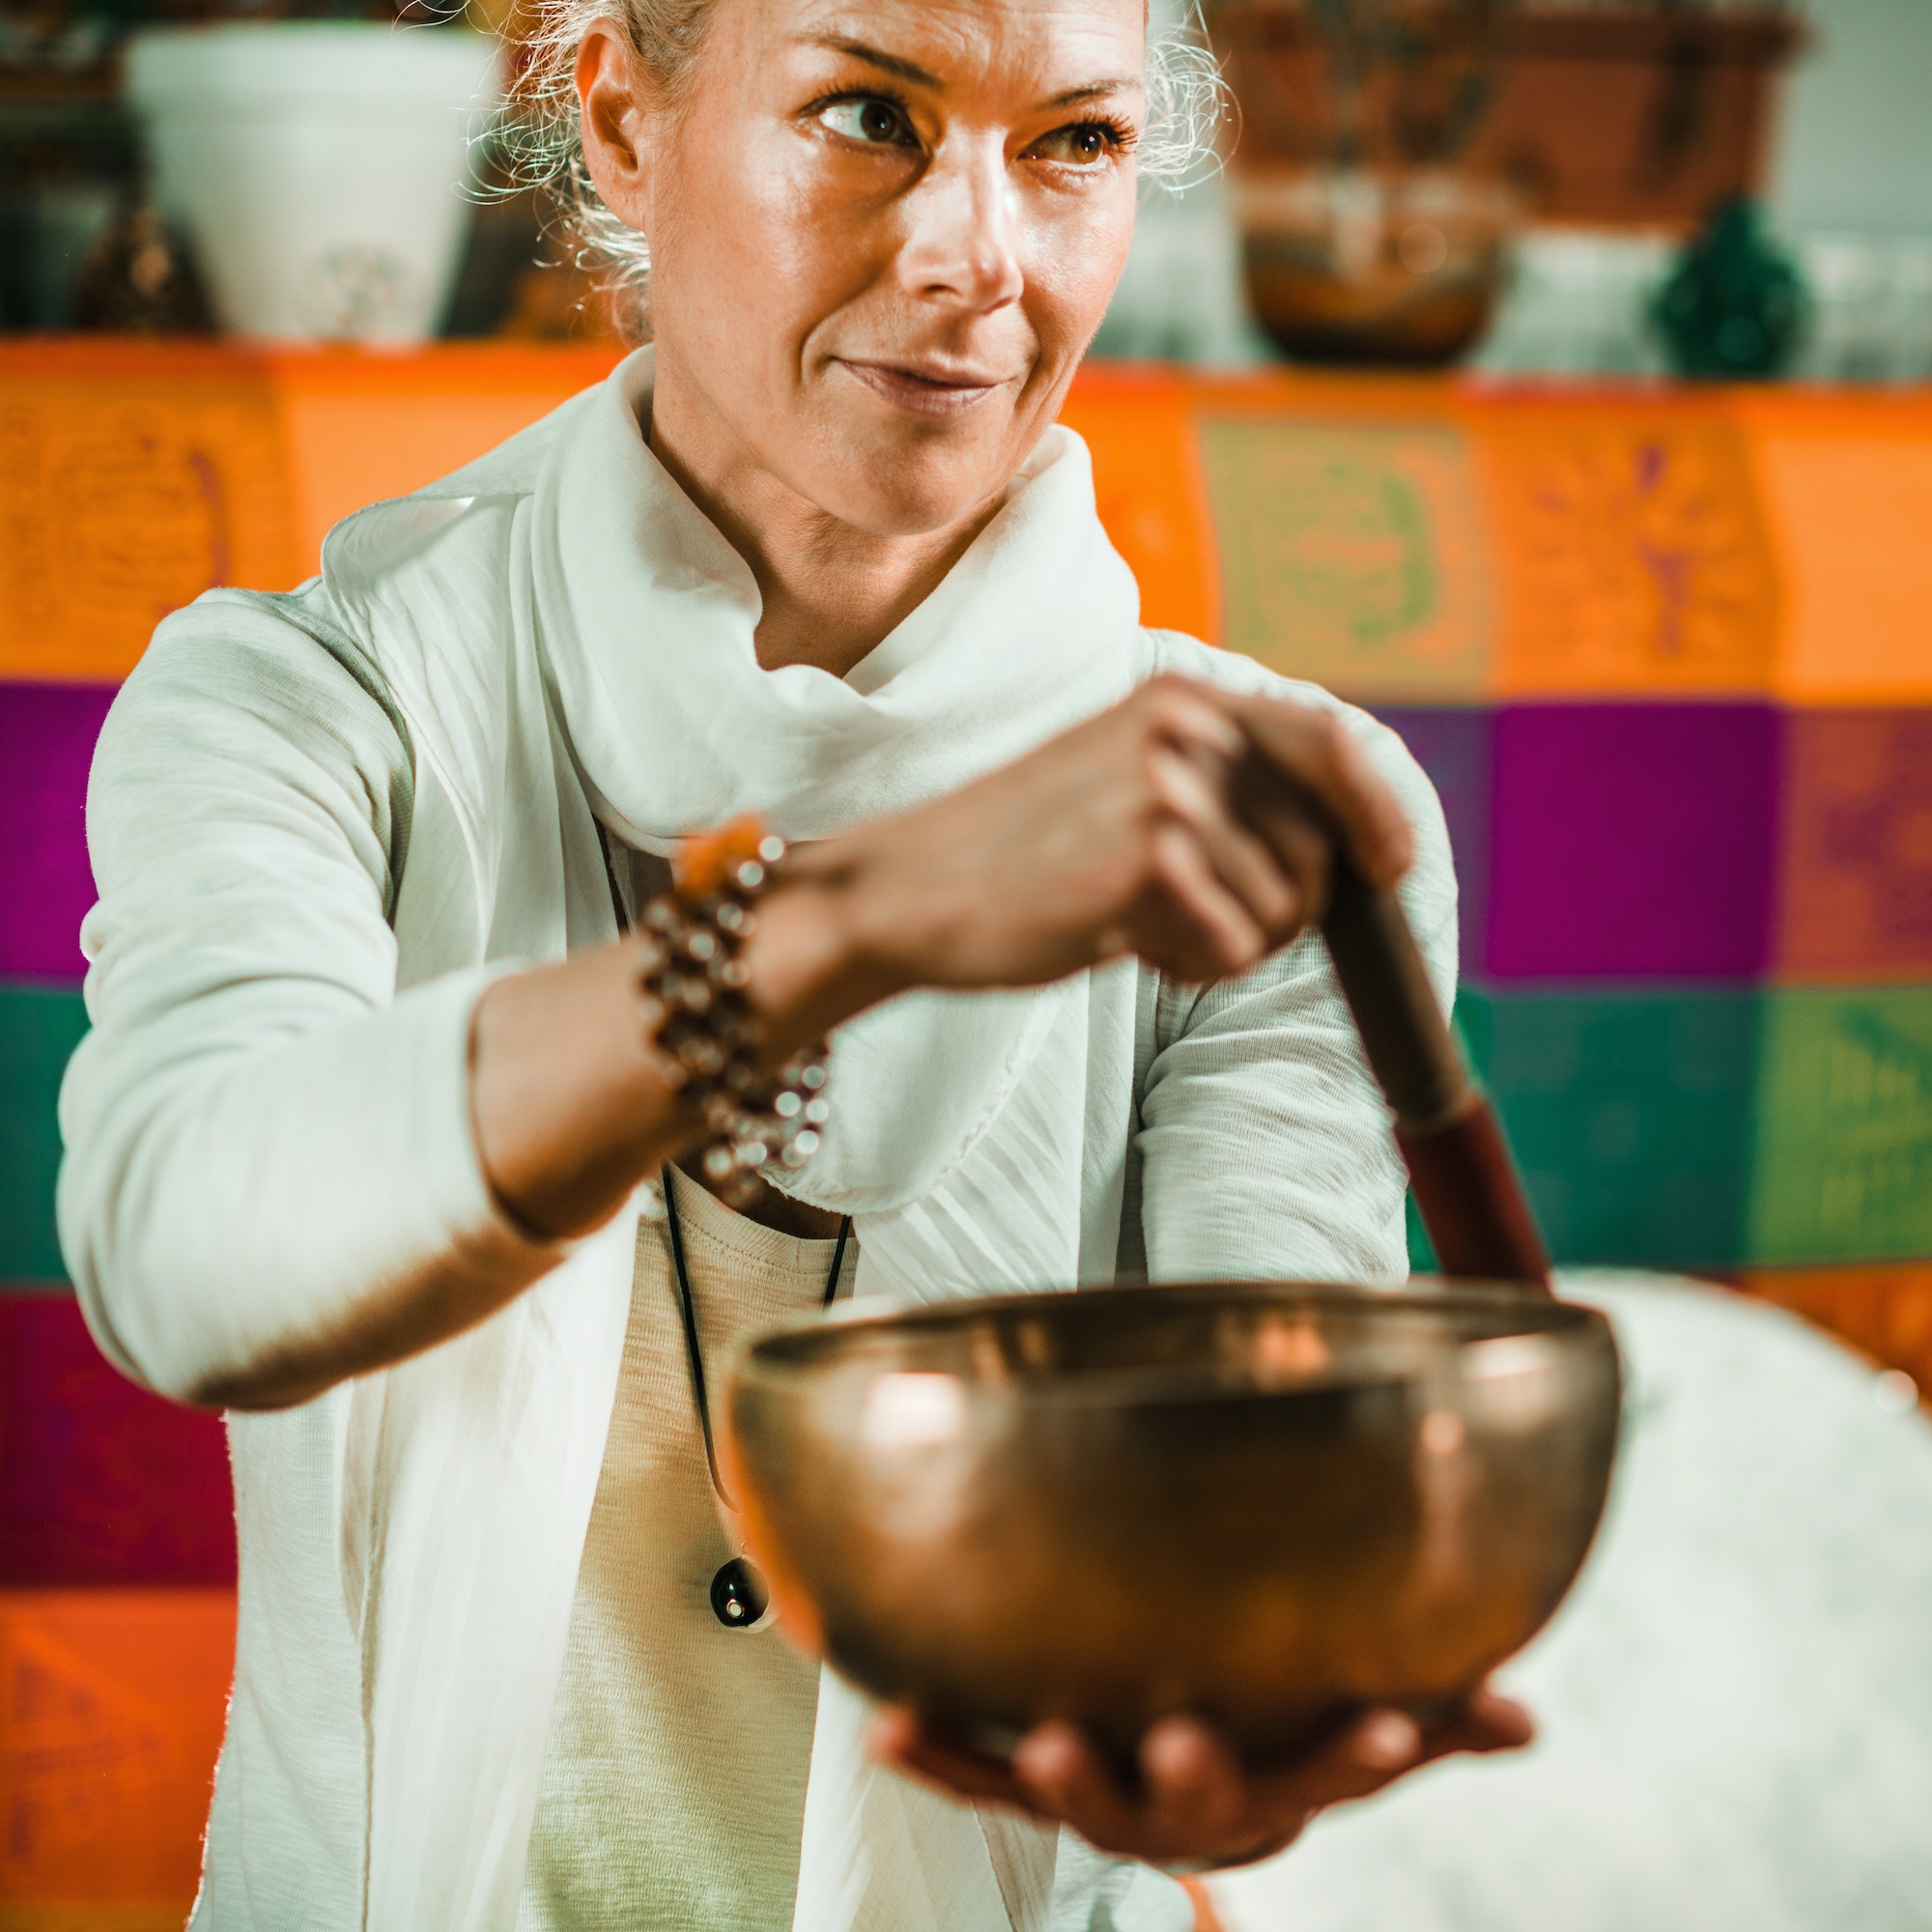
[{"xmin": 516, "ymin": 1166, "xmax": 858, "ymax": 1931}]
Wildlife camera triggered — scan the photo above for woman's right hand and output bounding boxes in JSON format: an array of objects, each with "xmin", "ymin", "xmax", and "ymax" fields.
[
  {"xmin": 476, "ymin": 674, "xmax": 1413, "ymax": 1246},
  {"xmin": 762, "ymin": 673, "xmax": 1416, "ymax": 1027}
]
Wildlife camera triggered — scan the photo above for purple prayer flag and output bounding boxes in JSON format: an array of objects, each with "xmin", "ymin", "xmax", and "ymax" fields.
[
  {"xmin": 0, "ymin": 680, "xmax": 116, "ymax": 982},
  {"xmin": 0, "ymin": 1291, "xmax": 235, "ymax": 1586},
  {"xmin": 1487, "ymin": 703, "xmax": 1781, "ymax": 980},
  {"xmin": 1372, "ymin": 705, "xmax": 1493, "ymax": 979}
]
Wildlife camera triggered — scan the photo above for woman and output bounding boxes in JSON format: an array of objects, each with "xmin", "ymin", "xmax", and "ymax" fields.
[{"xmin": 58, "ymin": 0, "xmax": 1527, "ymax": 1925}]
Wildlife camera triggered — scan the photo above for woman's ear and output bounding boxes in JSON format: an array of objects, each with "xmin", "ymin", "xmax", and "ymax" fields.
[{"xmin": 577, "ymin": 22, "xmax": 656, "ymax": 235}]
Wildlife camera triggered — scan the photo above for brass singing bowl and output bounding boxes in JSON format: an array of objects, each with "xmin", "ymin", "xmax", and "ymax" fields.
[{"xmin": 725, "ymin": 1279, "xmax": 1620, "ymax": 1760}]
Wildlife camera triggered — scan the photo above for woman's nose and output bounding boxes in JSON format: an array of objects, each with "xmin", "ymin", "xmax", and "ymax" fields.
[{"xmin": 895, "ymin": 136, "xmax": 1025, "ymax": 314}]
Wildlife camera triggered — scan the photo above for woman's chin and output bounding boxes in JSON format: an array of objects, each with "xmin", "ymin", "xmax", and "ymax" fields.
[{"xmin": 795, "ymin": 443, "xmax": 1017, "ymax": 541}]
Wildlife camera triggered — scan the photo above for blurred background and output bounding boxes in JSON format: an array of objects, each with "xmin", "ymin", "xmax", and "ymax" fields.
[
  {"xmin": 2, "ymin": 0, "xmax": 1930, "ymax": 1924},
  {"xmin": 9, "ymin": 0, "xmax": 1932, "ymax": 369}
]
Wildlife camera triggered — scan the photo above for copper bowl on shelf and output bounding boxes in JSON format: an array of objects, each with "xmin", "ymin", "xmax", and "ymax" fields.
[
  {"xmin": 1233, "ymin": 165, "xmax": 1518, "ymax": 367},
  {"xmin": 725, "ymin": 1278, "xmax": 1619, "ymax": 1760}
]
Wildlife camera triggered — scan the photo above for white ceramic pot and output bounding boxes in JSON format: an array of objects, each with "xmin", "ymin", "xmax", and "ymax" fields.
[{"xmin": 126, "ymin": 22, "xmax": 500, "ymax": 344}]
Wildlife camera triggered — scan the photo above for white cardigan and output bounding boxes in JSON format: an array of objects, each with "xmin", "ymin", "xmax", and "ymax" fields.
[{"xmin": 58, "ymin": 353, "xmax": 1456, "ymax": 1932}]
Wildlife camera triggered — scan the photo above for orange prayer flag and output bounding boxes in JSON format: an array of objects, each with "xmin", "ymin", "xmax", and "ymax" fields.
[
  {"xmin": 0, "ymin": 1589, "xmax": 235, "ymax": 1907},
  {"xmin": 1060, "ymin": 365, "xmax": 1220, "ymax": 643},
  {"xmin": 1473, "ymin": 393, "xmax": 1781, "ymax": 697},
  {"xmin": 0, "ymin": 343, "xmax": 296, "ymax": 685}
]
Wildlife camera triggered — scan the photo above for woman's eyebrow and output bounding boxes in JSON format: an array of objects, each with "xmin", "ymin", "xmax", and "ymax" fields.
[
  {"xmin": 802, "ymin": 36, "xmax": 1141, "ymax": 110},
  {"xmin": 806, "ymin": 36, "xmax": 944, "ymax": 89},
  {"xmin": 1044, "ymin": 79, "xmax": 1141, "ymax": 107}
]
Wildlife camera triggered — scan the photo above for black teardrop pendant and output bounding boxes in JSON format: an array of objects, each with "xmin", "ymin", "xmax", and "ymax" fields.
[
  {"xmin": 710, "ymin": 1556, "xmax": 770, "ymax": 1630},
  {"xmin": 663, "ymin": 1170, "xmax": 846, "ymax": 1636}
]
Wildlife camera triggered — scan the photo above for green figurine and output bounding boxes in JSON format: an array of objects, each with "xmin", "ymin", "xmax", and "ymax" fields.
[{"xmin": 1653, "ymin": 199, "xmax": 1809, "ymax": 381}]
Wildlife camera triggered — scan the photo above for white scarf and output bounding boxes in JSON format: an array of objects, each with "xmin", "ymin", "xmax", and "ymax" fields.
[{"xmin": 326, "ymin": 350, "xmax": 1155, "ymax": 1931}]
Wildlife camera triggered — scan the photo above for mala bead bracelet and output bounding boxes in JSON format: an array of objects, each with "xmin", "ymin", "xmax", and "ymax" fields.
[{"xmin": 636, "ymin": 816, "xmax": 831, "ymax": 1208}]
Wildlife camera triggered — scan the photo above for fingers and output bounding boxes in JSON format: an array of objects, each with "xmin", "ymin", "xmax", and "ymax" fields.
[
  {"xmin": 1141, "ymin": 816, "xmax": 1270, "ymax": 981},
  {"xmin": 1012, "ymin": 1720, "xmax": 1148, "ymax": 1849},
  {"xmin": 867, "ymin": 1707, "xmax": 1034, "ymax": 1810},
  {"xmin": 1138, "ymin": 677, "xmax": 1250, "ymax": 767},
  {"xmin": 872, "ymin": 1695, "xmax": 1534, "ymax": 1873},
  {"xmin": 1235, "ymin": 780, "xmax": 1337, "ymax": 928},
  {"xmin": 870, "ymin": 1710, "xmax": 1214, "ymax": 1852},
  {"xmin": 1149, "ymin": 742, "xmax": 1304, "ymax": 941},
  {"xmin": 1248, "ymin": 1707, "xmax": 1425, "ymax": 1815},
  {"xmin": 1415, "ymin": 1683, "xmax": 1536, "ymax": 1761},
  {"xmin": 1245, "ymin": 1689, "xmax": 1534, "ymax": 1822},
  {"xmin": 1139, "ymin": 1713, "xmax": 1249, "ymax": 1843},
  {"xmin": 841, "ymin": 674, "xmax": 1416, "ymax": 1002},
  {"xmin": 1134, "ymin": 694, "xmax": 1316, "ymax": 979},
  {"xmin": 1231, "ymin": 694, "xmax": 1416, "ymax": 889},
  {"xmin": 1011, "ymin": 1715, "xmax": 1317, "ymax": 1866},
  {"xmin": 1135, "ymin": 680, "xmax": 1413, "ymax": 977}
]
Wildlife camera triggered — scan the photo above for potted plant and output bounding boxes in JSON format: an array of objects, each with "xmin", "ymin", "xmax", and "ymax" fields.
[
  {"xmin": 1207, "ymin": 0, "xmax": 1806, "ymax": 228},
  {"xmin": 1203, "ymin": 0, "xmax": 1806, "ymax": 365},
  {"xmin": 1205, "ymin": 0, "xmax": 1523, "ymax": 364},
  {"xmin": 122, "ymin": 0, "xmax": 499, "ymax": 341}
]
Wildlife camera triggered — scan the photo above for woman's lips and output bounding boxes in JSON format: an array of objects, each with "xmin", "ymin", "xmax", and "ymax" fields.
[{"xmin": 835, "ymin": 357, "xmax": 1009, "ymax": 419}]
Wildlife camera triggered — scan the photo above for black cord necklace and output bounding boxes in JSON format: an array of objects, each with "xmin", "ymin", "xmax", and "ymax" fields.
[{"xmin": 662, "ymin": 1166, "xmax": 851, "ymax": 1630}]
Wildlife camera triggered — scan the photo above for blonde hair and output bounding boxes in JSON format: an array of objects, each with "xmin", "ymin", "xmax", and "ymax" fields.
[{"xmin": 496, "ymin": 0, "xmax": 1226, "ymax": 322}]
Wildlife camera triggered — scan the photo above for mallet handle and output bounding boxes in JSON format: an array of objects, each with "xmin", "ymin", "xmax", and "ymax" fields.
[{"xmin": 1321, "ymin": 859, "xmax": 1552, "ymax": 1291}]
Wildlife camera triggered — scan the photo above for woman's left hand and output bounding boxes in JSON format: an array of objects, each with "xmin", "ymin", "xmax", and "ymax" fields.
[{"xmin": 867, "ymin": 1685, "xmax": 1533, "ymax": 1870}]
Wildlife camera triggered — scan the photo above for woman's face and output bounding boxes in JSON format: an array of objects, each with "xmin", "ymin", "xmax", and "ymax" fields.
[{"xmin": 581, "ymin": 0, "xmax": 1146, "ymax": 537}]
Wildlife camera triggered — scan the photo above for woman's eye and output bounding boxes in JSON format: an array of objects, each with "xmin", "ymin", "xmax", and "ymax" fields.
[
  {"xmin": 1032, "ymin": 122, "xmax": 1121, "ymax": 166},
  {"xmin": 818, "ymin": 98, "xmax": 914, "ymax": 147}
]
